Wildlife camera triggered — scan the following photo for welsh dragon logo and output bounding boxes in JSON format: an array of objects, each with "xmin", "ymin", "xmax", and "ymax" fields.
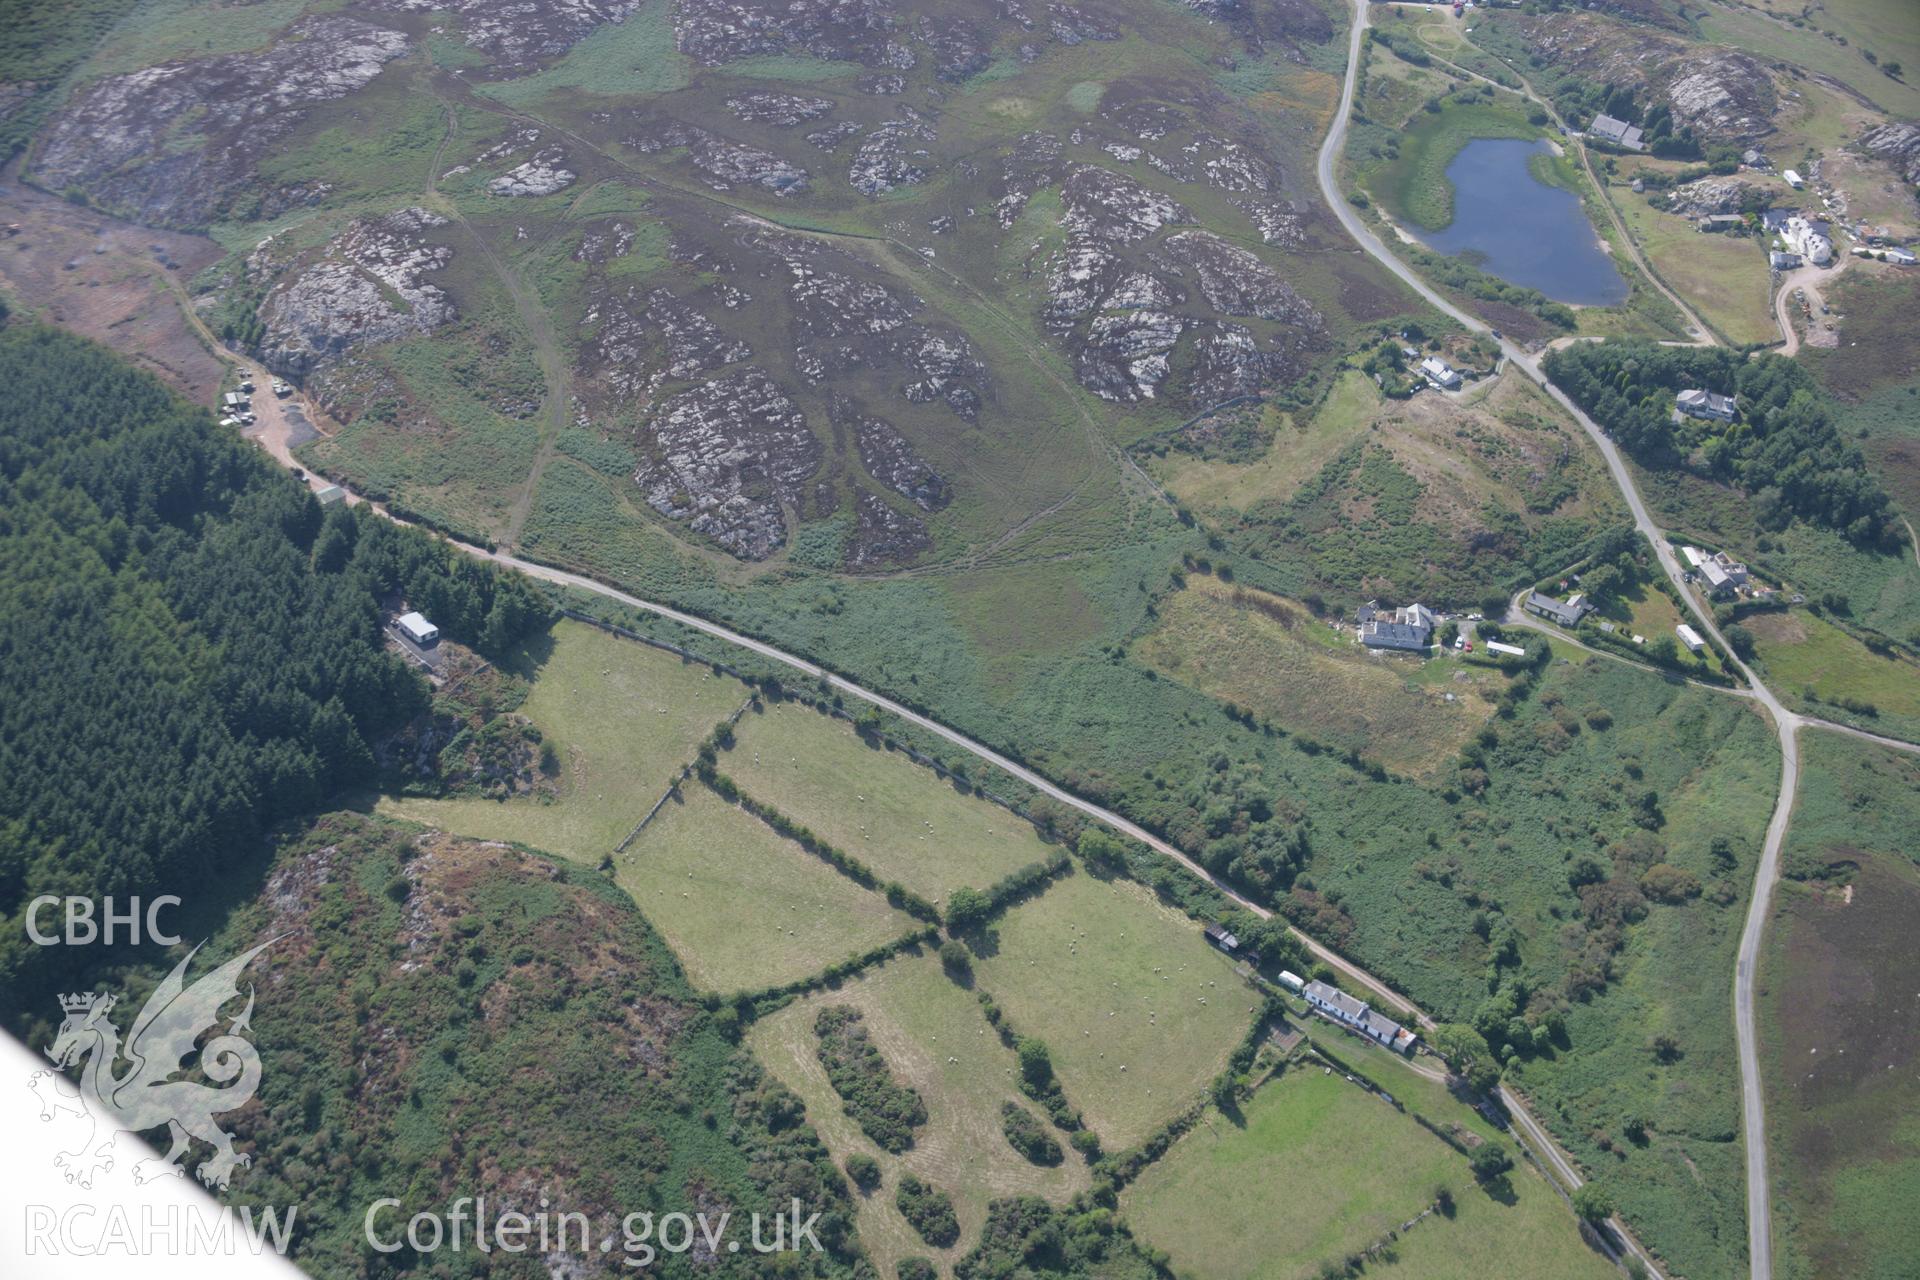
[{"xmin": 29, "ymin": 940, "xmax": 274, "ymax": 1192}]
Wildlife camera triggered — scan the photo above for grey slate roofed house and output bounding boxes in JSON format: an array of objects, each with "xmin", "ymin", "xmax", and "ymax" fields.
[
  {"xmin": 1303, "ymin": 980, "xmax": 1417, "ymax": 1055},
  {"xmin": 1769, "ymin": 251, "xmax": 1802, "ymax": 270},
  {"xmin": 1676, "ymin": 388, "xmax": 1738, "ymax": 422},
  {"xmin": 1359, "ymin": 602, "xmax": 1436, "ymax": 651},
  {"xmin": 1525, "ymin": 590, "xmax": 1592, "ymax": 627},
  {"xmin": 1589, "ymin": 114, "xmax": 1646, "ymax": 151}
]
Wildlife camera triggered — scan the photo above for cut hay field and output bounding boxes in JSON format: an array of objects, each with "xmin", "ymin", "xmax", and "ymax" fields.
[
  {"xmin": 750, "ymin": 951, "xmax": 1089, "ymax": 1277},
  {"xmin": 969, "ymin": 869, "xmax": 1254, "ymax": 1150},
  {"xmin": 1746, "ymin": 608, "xmax": 1920, "ymax": 742},
  {"xmin": 723, "ymin": 703, "xmax": 1060, "ymax": 905},
  {"xmin": 1760, "ymin": 733, "xmax": 1920, "ymax": 1280},
  {"xmin": 1132, "ymin": 576, "xmax": 1501, "ymax": 778},
  {"xmin": 1614, "ymin": 196, "xmax": 1775, "ymax": 347},
  {"xmin": 1123, "ymin": 1068, "xmax": 1616, "ymax": 1280},
  {"xmin": 378, "ymin": 620, "xmax": 748, "ymax": 860},
  {"xmin": 618, "ymin": 782, "xmax": 920, "ymax": 994}
]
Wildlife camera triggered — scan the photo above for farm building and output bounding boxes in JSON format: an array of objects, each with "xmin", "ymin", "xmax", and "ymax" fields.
[
  {"xmin": 313, "ymin": 485, "xmax": 345, "ymax": 506},
  {"xmin": 1588, "ymin": 114, "xmax": 1645, "ymax": 151},
  {"xmin": 397, "ymin": 611, "xmax": 440, "ymax": 647},
  {"xmin": 1887, "ymin": 247, "xmax": 1917, "ymax": 266},
  {"xmin": 1360, "ymin": 602, "xmax": 1436, "ymax": 652},
  {"xmin": 1303, "ymin": 980, "xmax": 1417, "ymax": 1055},
  {"xmin": 1676, "ymin": 624, "xmax": 1705, "ymax": 654},
  {"xmin": 1769, "ymin": 250, "xmax": 1802, "ymax": 270},
  {"xmin": 1524, "ymin": 590, "xmax": 1592, "ymax": 627},
  {"xmin": 1204, "ymin": 922, "xmax": 1240, "ymax": 954},
  {"xmin": 1676, "ymin": 389, "xmax": 1738, "ymax": 423},
  {"xmin": 1697, "ymin": 214, "xmax": 1743, "ymax": 233}
]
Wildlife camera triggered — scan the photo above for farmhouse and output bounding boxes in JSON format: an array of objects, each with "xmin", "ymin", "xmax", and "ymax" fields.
[
  {"xmin": 1302, "ymin": 980, "xmax": 1417, "ymax": 1055},
  {"xmin": 1780, "ymin": 215, "xmax": 1833, "ymax": 266},
  {"xmin": 1359, "ymin": 602, "xmax": 1436, "ymax": 652},
  {"xmin": 1676, "ymin": 388, "xmax": 1738, "ymax": 423},
  {"xmin": 1588, "ymin": 114, "xmax": 1645, "ymax": 151},
  {"xmin": 1698, "ymin": 550, "xmax": 1749, "ymax": 597},
  {"xmin": 1525, "ymin": 590, "xmax": 1592, "ymax": 627},
  {"xmin": 1676, "ymin": 623, "xmax": 1705, "ymax": 653},
  {"xmin": 1419, "ymin": 356, "xmax": 1463, "ymax": 390},
  {"xmin": 397, "ymin": 611, "xmax": 440, "ymax": 647}
]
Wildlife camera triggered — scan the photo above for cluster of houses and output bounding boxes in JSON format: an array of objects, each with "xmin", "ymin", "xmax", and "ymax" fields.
[{"xmin": 1356, "ymin": 600, "xmax": 1437, "ymax": 652}]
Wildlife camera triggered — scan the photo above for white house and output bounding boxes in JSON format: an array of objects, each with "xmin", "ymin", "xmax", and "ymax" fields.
[
  {"xmin": 1420, "ymin": 356, "xmax": 1462, "ymax": 390},
  {"xmin": 1303, "ymin": 980, "xmax": 1417, "ymax": 1055},
  {"xmin": 1782, "ymin": 215, "xmax": 1832, "ymax": 266},
  {"xmin": 1698, "ymin": 550, "xmax": 1749, "ymax": 597},
  {"xmin": 1676, "ymin": 623, "xmax": 1705, "ymax": 654},
  {"xmin": 1676, "ymin": 389, "xmax": 1738, "ymax": 423},
  {"xmin": 1783, "ymin": 168, "xmax": 1804, "ymax": 189},
  {"xmin": 1588, "ymin": 114, "xmax": 1646, "ymax": 151},
  {"xmin": 397, "ymin": 611, "xmax": 440, "ymax": 647}
]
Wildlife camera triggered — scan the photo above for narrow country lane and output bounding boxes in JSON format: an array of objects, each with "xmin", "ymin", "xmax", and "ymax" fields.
[{"xmin": 1318, "ymin": 4, "xmax": 1800, "ymax": 1276}]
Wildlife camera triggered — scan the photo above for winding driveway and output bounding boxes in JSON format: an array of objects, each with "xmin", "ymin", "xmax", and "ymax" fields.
[{"xmin": 1319, "ymin": 4, "xmax": 1799, "ymax": 1276}]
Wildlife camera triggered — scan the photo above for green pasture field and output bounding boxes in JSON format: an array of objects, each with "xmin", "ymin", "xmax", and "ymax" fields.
[
  {"xmin": 1613, "ymin": 194, "xmax": 1775, "ymax": 346},
  {"xmin": 1760, "ymin": 732, "xmax": 1920, "ymax": 1280},
  {"xmin": 722, "ymin": 702, "xmax": 1060, "ymax": 906},
  {"xmin": 969, "ymin": 868, "xmax": 1254, "ymax": 1150},
  {"xmin": 616, "ymin": 781, "xmax": 920, "ymax": 994},
  {"xmin": 77, "ymin": 0, "xmax": 310, "ymax": 77},
  {"xmin": 1123, "ymin": 1067, "xmax": 1617, "ymax": 1280},
  {"xmin": 1746, "ymin": 608, "xmax": 1920, "ymax": 741},
  {"xmin": 1131, "ymin": 576, "xmax": 1502, "ymax": 779},
  {"xmin": 378, "ymin": 619, "xmax": 748, "ymax": 860},
  {"xmin": 750, "ymin": 950, "xmax": 1089, "ymax": 1276}
]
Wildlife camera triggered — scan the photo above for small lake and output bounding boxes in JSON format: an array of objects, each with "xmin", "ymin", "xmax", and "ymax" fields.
[{"xmin": 1409, "ymin": 137, "xmax": 1628, "ymax": 308}]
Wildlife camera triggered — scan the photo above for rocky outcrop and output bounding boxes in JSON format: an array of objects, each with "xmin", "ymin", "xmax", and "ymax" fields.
[
  {"xmin": 1507, "ymin": 13, "xmax": 1776, "ymax": 142},
  {"xmin": 31, "ymin": 16, "xmax": 409, "ymax": 227},
  {"xmin": 488, "ymin": 147, "xmax": 577, "ymax": 196},
  {"xmin": 254, "ymin": 208, "xmax": 454, "ymax": 380},
  {"xmin": 726, "ymin": 92, "xmax": 836, "ymax": 125},
  {"xmin": 635, "ymin": 367, "xmax": 821, "ymax": 559},
  {"xmin": 844, "ymin": 403, "xmax": 950, "ymax": 511},
  {"xmin": 1660, "ymin": 176, "xmax": 1765, "ymax": 217},
  {"xmin": 849, "ymin": 114, "xmax": 937, "ymax": 196},
  {"xmin": 369, "ymin": 0, "xmax": 638, "ymax": 66},
  {"xmin": 673, "ymin": 0, "xmax": 908, "ymax": 68},
  {"xmin": 1155, "ymin": 230, "xmax": 1317, "ymax": 324},
  {"xmin": 1859, "ymin": 121, "xmax": 1920, "ymax": 187},
  {"xmin": 1076, "ymin": 309, "xmax": 1185, "ymax": 402}
]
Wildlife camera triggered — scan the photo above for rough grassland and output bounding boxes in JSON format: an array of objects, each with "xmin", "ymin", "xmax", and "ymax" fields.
[
  {"xmin": 1132, "ymin": 576, "xmax": 1501, "ymax": 778},
  {"xmin": 750, "ymin": 951, "xmax": 1089, "ymax": 1277},
  {"xmin": 1124, "ymin": 1068, "xmax": 1616, "ymax": 1280},
  {"xmin": 618, "ymin": 783, "xmax": 919, "ymax": 994},
  {"xmin": 1152, "ymin": 370, "xmax": 1378, "ymax": 511},
  {"xmin": 1760, "ymin": 732, "xmax": 1920, "ymax": 1280},
  {"xmin": 380, "ymin": 620, "xmax": 747, "ymax": 860},
  {"xmin": 1746, "ymin": 608, "xmax": 1920, "ymax": 742},
  {"xmin": 970, "ymin": 869, "xmax": 1253, "ymax": 1149},
  {"xmin": 724, "ymin": 702, "xmax": 1059, "ymax": 905}
]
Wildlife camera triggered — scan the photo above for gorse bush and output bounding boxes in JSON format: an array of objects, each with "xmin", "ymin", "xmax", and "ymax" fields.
[{"xmin": 813, "ymin": 1006, "xmax": 927, "ymax": 1153}]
